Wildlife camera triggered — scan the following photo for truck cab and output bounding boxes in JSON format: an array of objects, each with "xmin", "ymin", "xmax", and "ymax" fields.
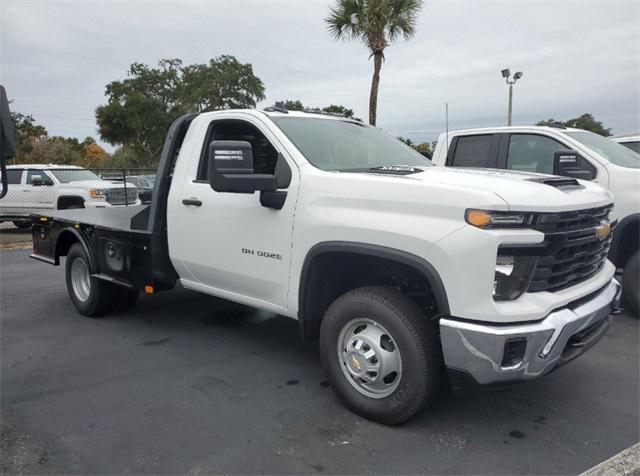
[
  {"xmin": 26, "ymin": 110, "xmax": 622, "ymax": 424},
  {"xmin": 432, "ymin": 125, "xmax": 640, "ymax": 315}
]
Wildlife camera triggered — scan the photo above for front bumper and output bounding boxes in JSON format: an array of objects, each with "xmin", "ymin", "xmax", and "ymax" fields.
[
  {"xmin": 439, "ymin": 279, "xmax": 621, "ymax": 385},
  {"xmin": 84, "ymin": 199, "xmax": 141, "ymax": 208}
]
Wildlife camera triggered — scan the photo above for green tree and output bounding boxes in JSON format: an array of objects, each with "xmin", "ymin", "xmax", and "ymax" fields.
[
  {"xmin": 281, "ymin": 99, "xmax": 356, "ymax": 118},
  {"xmin": 26, "ymin": 137, "xmax": 84, "ymax": 165},
  {"xmin": 322, "ymin": 104, "xmax": 354, "ymax": 118},
  {"xmin": 536, "ymin": 113, "xmax": 612, "ymax": 136},
  {"xmin": 326, "ymin": 0, "xmax": 423, "ymax": 126},
  {"xmin": 283, "ymin": 99, "xmax": 305, "ymax": 111},
  {"xmin": 96, "ymin": 57, "xmax": 265, "ymax": 165},
  {"xmin": 415, "ymin": 140, "xmax": 437, "ymax": 159},
  {"xmin": 10, "ymin": 112, "xmax": 48, "ymax": 161},
  {"xmin": 109, "ymin": 145, "xmax": 145, "ymax": 168},
  {"xmin": 397, "ymin": 137, "xmax": 437, "ymax": 158},
  {"xmin": 397, "ymin": 136, "xmax": 414, "ymax": 147},
  {"xmin": 181, "ymin": 56, "xmax": 266, "ymax": 111}
]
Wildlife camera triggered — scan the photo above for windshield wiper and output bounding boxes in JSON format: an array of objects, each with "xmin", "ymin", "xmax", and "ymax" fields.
[{"xmin": 364, "ymin": 165, "xmax": 424, "ymax": 175}]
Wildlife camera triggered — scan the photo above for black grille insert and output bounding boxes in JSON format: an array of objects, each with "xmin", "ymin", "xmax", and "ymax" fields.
[{"xmin": 501, "ymin": 205, "xmax": 613, "ymax": 294}]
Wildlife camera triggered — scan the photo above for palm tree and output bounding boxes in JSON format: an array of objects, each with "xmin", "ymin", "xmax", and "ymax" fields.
[{"xmin": 326, "ymin": 0, "xmax": 423, "ymax": 126}]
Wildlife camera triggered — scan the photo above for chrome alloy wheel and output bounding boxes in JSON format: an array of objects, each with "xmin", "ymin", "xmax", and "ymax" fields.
[
  {"xmin": 337, "ymin": 318, "xmax": 402, "ymax": 399},
  {"xmin": 70, "ymin": 257, "xmax": 91, "ymax": 302}
]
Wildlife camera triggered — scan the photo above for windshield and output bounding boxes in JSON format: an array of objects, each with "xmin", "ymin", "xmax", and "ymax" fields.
[
  {"xmin": 271, "ymin": 117, "xmax": 431, "ymax": 171},
  {"xmin": 565, "ymin": 131, "xmax": 640, "ymax": 168},
  {"xmin": 50, "ymin": 169, "xmax": 101, "ymax": 183}
]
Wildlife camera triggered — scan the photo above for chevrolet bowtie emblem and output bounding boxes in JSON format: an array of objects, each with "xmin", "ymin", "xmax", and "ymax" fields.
[
  {"xmin": 595, "ymin": 222, "xmax": 611, "ymax": 241},
  {"xmin": 351, "ymin": 355, "xmax": 361, "ymax": 371}
]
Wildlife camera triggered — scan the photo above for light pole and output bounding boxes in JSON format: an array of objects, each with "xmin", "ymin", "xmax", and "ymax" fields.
[{"xmin": 501, "ymin": 68, "xmax": 523, "ymax": 126}]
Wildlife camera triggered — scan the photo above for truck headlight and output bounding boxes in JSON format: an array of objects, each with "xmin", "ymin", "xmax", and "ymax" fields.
[
  {"xmin": 89, "ymin": 189, "xmax": 108, "ymax": 199},
  {"xmin": 466, "ymin": 209, "xmax": 535, "ymax": 229},
  {"xmin": 493, "ymin": 254, "xmax": 538, "ymax": 301}
]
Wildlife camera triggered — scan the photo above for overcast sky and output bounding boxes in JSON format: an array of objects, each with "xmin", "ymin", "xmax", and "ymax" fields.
[{"xmin": 1, "ymin": 0, "xmax": 638, "ymax": 151}]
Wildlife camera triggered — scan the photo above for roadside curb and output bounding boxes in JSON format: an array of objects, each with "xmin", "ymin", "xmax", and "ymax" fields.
[
  {"xmin": 581, "ymin": 443, "xmax": 640, "ymax": 476},
  {"xmin": 0, "ymin": 242, "xmax": 31, "ymax": 250}
]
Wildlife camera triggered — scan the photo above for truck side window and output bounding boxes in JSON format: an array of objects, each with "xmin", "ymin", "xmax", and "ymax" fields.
[
  {"xmin": 621, "ymin": 141, "xmax": 640, "ymax": 154},
  {"xmin": 507, "ymin": 134, "xmax": 567, "ymax": 175},
  {"xmin": 6, "ymin": 169, "xmax": 23, "ymax": 184},
  {"xmin": 450, "ymin": 135, "xmax": 496, "ymax": 167},
  {"xmin": 197, "ymin": 120, "xmax": 280, "ymax": 181},
  {"xmin": 26, "ymin": 169, "xmax": 54, "ymax": 185}
]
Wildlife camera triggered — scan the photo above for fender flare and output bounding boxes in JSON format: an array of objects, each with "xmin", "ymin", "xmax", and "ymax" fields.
[
  {"xmin": 610, "ymin": 213, "xmax": 640, "ymax": 267},
  {"xmin": 298, "ymin": 241, "xmax": 451, "ymax": 318},
  {"xmin": 54, "ymin": 227, "xmax": 97, "ymax": 272},
  {"xmin": 56, "ymin": 195, "xmax": 85, "ymax": 209}
]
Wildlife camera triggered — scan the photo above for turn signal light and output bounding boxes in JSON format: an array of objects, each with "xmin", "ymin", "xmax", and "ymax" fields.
[
  {"xmin": 465, "ymin": 210, "xmax": 491, "ymax": 228},
  {"xmin": 144, "ymin": 285, "xmax": 154, "ymax": 294}
]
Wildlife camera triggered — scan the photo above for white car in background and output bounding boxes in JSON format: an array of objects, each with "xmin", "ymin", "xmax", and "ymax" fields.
[
  {"xmin": 0, "ymin": 164, "xmax": 138, "ymax": 228},
  {"xmin": 612, "ymin": 133, "xmax": 640, "ymax": 154}
]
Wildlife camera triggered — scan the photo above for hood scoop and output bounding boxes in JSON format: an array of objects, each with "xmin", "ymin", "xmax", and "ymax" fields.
[{"xmin": 527, "ymin": 177, "xmax": 584, "ymax": 190}]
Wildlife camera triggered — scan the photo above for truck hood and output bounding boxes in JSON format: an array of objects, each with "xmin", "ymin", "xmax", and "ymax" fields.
[
  {"xmin": 62, "ymin": 180, "xmax": 136, "ymax": 189},
  {"xmin": 379, "ymin": 167, "xmax": 613, "ymax": 212}
]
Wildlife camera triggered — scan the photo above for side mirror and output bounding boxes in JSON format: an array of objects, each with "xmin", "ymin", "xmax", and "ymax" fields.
[
  {"xmin": 31, "ymin": 175, "xmax": 43, "ymax": 186},
  {"xmin": 208, "ymin": 140, "xmax": 276, "ymax": 193},
  {"xmin": 0, "ymin": 85, "xmax": 17, "ymax": 199},
  {"xmin": 553, "ymin": 150, "xmax": 594, "ymax": 181}
]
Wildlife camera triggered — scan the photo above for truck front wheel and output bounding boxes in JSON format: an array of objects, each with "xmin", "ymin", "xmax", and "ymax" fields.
[
  {"xmin": 65, "ymin": 243, "xmax": 114, "ymax": 317},
  {"xmin": 622, "ymin": 251, "xmax": 639, "ymax": 317},
  {"xmin": 319, "ymin": 287, "xmax": 442, "ymax": 424}
]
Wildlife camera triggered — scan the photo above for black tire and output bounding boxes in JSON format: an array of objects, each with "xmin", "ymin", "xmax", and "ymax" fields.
[
  {"xmin": 12, "ymin": 220, "xmax": 31, "ymax": 229},
  {"xmin": 65, "ymin": 243, "xmax": 114, "ymax": 317},
  {"xmin": 622, "ymin": 251, "xmax": 639, "ymax": 318},
  {"xmin": 319, "ymin": 286, "xmax": 442, "ymax": 425},
  {"xmin": 113, "ymin": 287, "xmax": 139, "ymax": 311}
]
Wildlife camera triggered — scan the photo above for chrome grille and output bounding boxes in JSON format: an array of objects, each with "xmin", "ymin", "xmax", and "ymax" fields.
[{"xmin": 106, "ymin": 188, "xmax": 138, "ymax": 205}]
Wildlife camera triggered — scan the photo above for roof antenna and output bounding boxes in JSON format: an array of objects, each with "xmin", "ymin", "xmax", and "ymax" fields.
[{"xmin": 445, "ymin": 102, "xmax": 449, "ymax": 149}]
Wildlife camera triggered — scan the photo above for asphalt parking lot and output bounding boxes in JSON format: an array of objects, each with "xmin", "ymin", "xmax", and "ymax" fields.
[{"xmin": 1, "ymin": 248, "xmax": 638, "ymax": 474}]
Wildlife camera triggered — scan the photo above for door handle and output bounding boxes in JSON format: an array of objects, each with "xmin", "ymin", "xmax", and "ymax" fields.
[{"xmin": 182, "ymin": 198, "xmax": 203, "ymax": 207}]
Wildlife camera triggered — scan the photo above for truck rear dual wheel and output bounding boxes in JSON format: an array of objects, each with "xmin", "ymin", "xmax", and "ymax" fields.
[
  {"xmin": 622, "ymin": 251, "xmax": 639, "ymax": 317},
  {"xmin": 65, "ymin": 243, "xmax": 138, "ymax": 317},
  {"xmin": 319, "ymin": 287, "xmax": 442, "ymax": 425}
]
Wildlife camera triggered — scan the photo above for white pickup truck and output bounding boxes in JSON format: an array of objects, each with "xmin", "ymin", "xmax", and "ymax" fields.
[
  {"xmin": 0, "ymin": 164, "xmax": 138, "ymax": 228},
  {"xmin": 24, "ymin": 109, "xmax": 620, "ymax": 424},
  {"xmin": 432, "ymin": 126, "xmax": 639, "ymax": 316}
]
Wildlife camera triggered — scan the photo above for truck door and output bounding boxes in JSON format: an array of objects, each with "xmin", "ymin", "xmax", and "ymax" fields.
[
  {"xmin": 170, "ymin": 117, "xmax": 298, "ymax": 313},
  {"xmin": 502, "ymin": 133, "xmax": 597, "ymax": 178},
  {"xmin": 24, "ymin": 169, "xmax": 56, "ymax": 212}
]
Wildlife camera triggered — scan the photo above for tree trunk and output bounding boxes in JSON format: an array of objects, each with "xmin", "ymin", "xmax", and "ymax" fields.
[{"xmin": 369, "ymin": 52, "xmax": 383, "ymax": 126}]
